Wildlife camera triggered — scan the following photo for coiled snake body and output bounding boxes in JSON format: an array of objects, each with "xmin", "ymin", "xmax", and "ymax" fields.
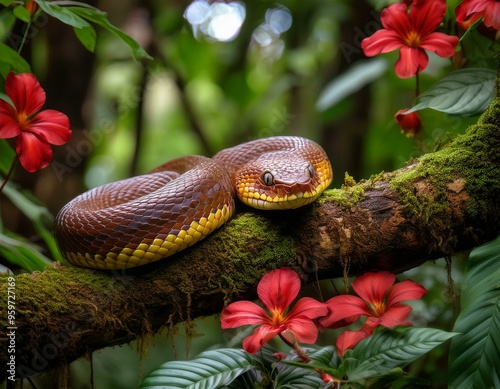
[{"xmin": 55, "ymin": 136, "xmax": 332, "ymax": 269}]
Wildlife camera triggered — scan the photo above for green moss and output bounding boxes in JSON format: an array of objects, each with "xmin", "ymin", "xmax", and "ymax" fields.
[
  {"xmin": 179, "ymin": 212, "xmax": 296, "ymax": 303},
  {"xmin": 389, "ymin": 98, "xmax": 500, "ymax": 239},
  {"xmin": 318, "ymin": 172, "xmax": 367, "ymax": 208}
]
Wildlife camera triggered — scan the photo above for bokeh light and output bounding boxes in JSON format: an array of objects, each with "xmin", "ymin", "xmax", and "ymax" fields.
[{"xmin": 184, "ymin": 0, "xmax": 246, "ymax": 42}]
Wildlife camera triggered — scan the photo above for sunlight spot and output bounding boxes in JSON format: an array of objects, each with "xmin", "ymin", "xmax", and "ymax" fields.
[
  {"xmin": 184, "ymin": 0, "xmax": 246, "ymax": 42},
  {"xmin": 266, "ymin": 5, "xmax": 292, "ymax": 34},
  {"xmin": 250, "ymin": 4, "xmax": 292, "ymax": 62}
]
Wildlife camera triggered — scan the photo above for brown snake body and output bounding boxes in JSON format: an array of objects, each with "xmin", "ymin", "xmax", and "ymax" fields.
[{"xmin": 55, "ymin": 136, "xmax": 332, "ymax": 269}]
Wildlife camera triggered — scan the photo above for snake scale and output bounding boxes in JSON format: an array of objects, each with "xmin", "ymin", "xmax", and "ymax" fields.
[{"xmin": 55, "ymin": 136, "xmax": 333, "ymax": 269}]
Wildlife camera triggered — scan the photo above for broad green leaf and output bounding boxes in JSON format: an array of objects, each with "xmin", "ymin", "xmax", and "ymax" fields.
[
  {"xmin": 0, "ymin": 42, "xmax": 31, "ymax": 77},
  {"xmin": 67, "ymin": 6, "xmax": 152, "ymax": 61},
  {"xmin": 35, "ymin": 0, "xmax": 90, "ymax": 28},
  {"xmin": 73, "ymin": 24, "xmax": 96, "ymax": 52},
  {"xmin": 316, "ymin": 58, "xmax": 388, "ymax": 111},
  {"xmin": 449, "ymin": 237, "xmax": 500, "ymax": 389},
  {"xmin": 274, "ymin": 367, "xmax": 326, "ymax": 389},
  {"xmin": 2, "ymin": 184, "xmax": 60, "ymax": 261},
  {"xmin": 0, "ymin": 233, "xmax": 52, "ymax": 272},
  {"xmin": 0, "ymin": 0, "xmax": 16, "ymax": 6},
  {"xmin": 140, "ymin": 348, "xmax": 255, "ymax": 389},
  {"xmin": 274, "ymin": 357, "xmax": 326, "ymax": 389},
  {"xmin": 345, "ymin": 327, "xmax": 458, "ymax": 381},
  {"xmin": 405, "ymin": 68, "xmax": 496, "ymax": 116},
  {"xmin": 0, "ymin": 140, "xmax": 16, "ymax": 175},
  {"xmin": 367, "ymin": 368, "xmax": 429, "ymax": 389}
]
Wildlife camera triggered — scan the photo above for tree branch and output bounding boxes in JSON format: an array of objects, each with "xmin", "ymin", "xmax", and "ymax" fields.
[{"xmin": 1, "ymin": 98, "xmax": 499, "ymax": 380}]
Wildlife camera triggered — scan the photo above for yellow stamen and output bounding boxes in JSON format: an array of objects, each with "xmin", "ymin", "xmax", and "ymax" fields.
[
  {"xmin": 405, "ymin": 30, "xmax": 421, "ymax": 47},
  {"xmin": 270, "ymin": 309, "xmax": 286, "ymax": 326},
  {"xmin": 371, "ymin": 301, "xmax": 386, "ymax": 317}
]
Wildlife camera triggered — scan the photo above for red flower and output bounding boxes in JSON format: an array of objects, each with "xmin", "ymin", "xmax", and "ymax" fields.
[
  {"xmin": 0, "ymin": 72, "xmax": 71, "ymax": 172},
  {"xmin": 456, "ymin": 0, "xmax": 500, "ymax": 30},
  {"xmin": 220, "ymin": 268, "xmax": 328, "ymax": 354},
  {"xmin": 395, "ymin": 108, "xmax": 422, "ymax": 137},
  {"xmin": 361, "ymin": 0, "xmax": 459, "ymax": 78},
  {"xmin": 319, "ymin": 272, "xmax": 427, "ymax": 357}
]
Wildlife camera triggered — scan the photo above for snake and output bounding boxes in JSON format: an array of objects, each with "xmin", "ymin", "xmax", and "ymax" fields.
[{"xmin": 55, "ymin": 136, "xmax": 333, "ymax": 269}]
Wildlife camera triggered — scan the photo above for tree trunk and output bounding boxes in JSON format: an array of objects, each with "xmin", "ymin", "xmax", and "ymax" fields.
[{"xmin": 1, "ymin": 96, "xmax": 499, "ymax": 381}]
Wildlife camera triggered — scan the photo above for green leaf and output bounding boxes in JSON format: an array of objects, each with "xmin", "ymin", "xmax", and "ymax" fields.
[
  {"xmin": 316, "ymin": 58, "xmax": 388, "ymax": 111},
  {"xmin": 0, "ymin": 233, "xmax": 52, "ymax": 272},
  {"xmin": 0, "ymin": 42, "xmax": 32, "ymax": 77},
  {"xmin": 282, "ymin": 346, "xmax": 344, "ymax": 379},
  {"xmin": 274, "ymin": 360, "xmax": 326, "ymax": 389},
  {"xmin": 67, "ymin": 6, "xmax": 152, "ymax": 61},
  {"xmin": 366, "ymin": 368, "xmax": 429, "ymax": 389},
  {"xmin": 274, "ymin": 372, "xmax": 325, "ymax": 388},
  {"xmin": 459, "ymin": 16, "xmax": 484, "ymax": 42},
  {"xmin": 140, "ymin": 348, "xmax": 255, "ymax": 389},
  {"xmin": 0, "ymin": 140, "xmax": 16, "ymax": 175},
  {"xmin": 12, "ymin": 5, "xmax": 32, "ymax": 23},
  {"xmin": 2, "ymin": 184, "xmax": 61, "ymax": 261},
  {"xmin": 0, "ymin": 8, "xmax": 17, "ymax": 39},
  {"xmin": 405, "ymin": 68, "xmax": 496, "ymax": 116},
  {"xmin": 0, "ymin": 0, "xmax": 16, "ymax": 6},
  {"xmin": 73, "ymin": 24, "xmax": 96, "ymax": 52},
  {"xmin": 35, "ymin": 0, "xmax": 90, "ymax": 28},
  {"xmin": 345, "ymin": 327, "xmax": 458, "ymax": 381},
  {"xmin": 449, "ymin": 237, "xmax": 500, "ymax": 389}
]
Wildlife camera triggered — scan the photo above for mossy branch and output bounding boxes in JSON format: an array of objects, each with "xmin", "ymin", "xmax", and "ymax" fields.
[{"xmin": 1, "ymin": 98, "xmax": 500, "ymax": 380}]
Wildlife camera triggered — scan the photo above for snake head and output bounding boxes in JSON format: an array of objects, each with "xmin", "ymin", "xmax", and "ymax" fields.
[{"xmin": 234, "ymin": 151, "xmax": 332, "ymax": 210}]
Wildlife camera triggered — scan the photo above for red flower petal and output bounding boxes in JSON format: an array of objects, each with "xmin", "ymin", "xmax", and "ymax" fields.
[
  {"xmin": 286, "ymin": 316, "xmax": 321, "ymax": 344},
  {"xmin": 242, "ymin": 324, "xmax": 282, "ymax": 354},
  {"xmin": 0, "ymin": 99, "xmax": 21, "ymax": 138},
  {"xmin": 455, "ymin": 0, "xmax": 471, "ymax": 21},
  {"xmin": 16, "ymin": 131, "xmax": 52, "ymax": 172},
  {"xmin": 420, "ymin": 32, "xmax": 459, "ymax": 58},
  {"xmin": 362, "ymin": 29, "xmax": 405, "ymax": 56},
  {"xmin": 394, "ymin": 46, "xmax": 429, "ymax": 78},
  {"xmin": 5, "ymin": 72, "xmax": 45, "ymax": 116},
  {"xmin": 483, "ymin": 1, "xmax": 500, "ymax": 29},
  {"xmin": 27, "ymin": 110, "xmax": 72, "ymax": 145},
  {"xmin": 336, "ymin": 325, "xmax": 374, "ymax": 357},
  {"xmin": 286, "ymin": 297, "xmax": 328, "ymax": 320},
  {"xmin": 319, "ymin": 295, "xmax": 371, "ymax": 328},
  {"xmin": 410, "ymin": 0, "xmax": 447, "ymax": 37},
  {"xmin": 456, "ymin": 0, "xmax": 490, "ymax": 21},
  {"xmin": 352, "ymin": 272, "xmax": 395, "ymax": 305},
  {"xmin": 380, "ymin": 2, "xmax": 412, "ymax": 37},
  {"xmin": 257, "ymin": 268, "xmax": 300, "ymax": 312},
  {"xmin": 386, "ymin": 279, "xmax": 427, "ymax": 307},
  {"xmin": 377, "ymin": 304, "xmax": 413, "ymax": 328},
  {"xmin": 220, "ymin": 300, "xmax": 269, "ymax": 328}
]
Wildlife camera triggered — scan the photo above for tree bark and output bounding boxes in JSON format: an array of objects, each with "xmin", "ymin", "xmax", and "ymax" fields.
[{"xmin": 1, "ymin": 97, "xmax": 499, "ymax": 380}]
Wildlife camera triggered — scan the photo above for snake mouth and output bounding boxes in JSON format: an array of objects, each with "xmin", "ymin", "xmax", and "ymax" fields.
[{"xmin": 237, "ymin": 182, "xmax": 326, "ymax": 210}]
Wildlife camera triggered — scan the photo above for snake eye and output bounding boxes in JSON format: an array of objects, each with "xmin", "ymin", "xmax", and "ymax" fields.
[
  {"xmin": 262, "ymin": 171, "xmax": 274, "ymax": 186},
  {"xmin": 307, "ymin": 165, "xmax": 315, "ymax": 178}
]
